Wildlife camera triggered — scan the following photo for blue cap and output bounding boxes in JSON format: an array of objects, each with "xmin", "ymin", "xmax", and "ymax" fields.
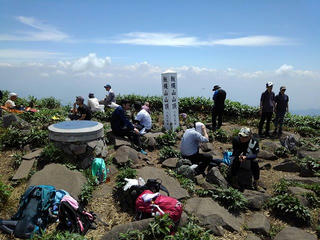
[{"xmin": 104, "ymin": 84, "xmax": 111, "ymax": 88}]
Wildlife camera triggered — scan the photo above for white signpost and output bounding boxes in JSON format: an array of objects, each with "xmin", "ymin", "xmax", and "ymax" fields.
[{"xmin": 161, "ymin": 71, "xmax": 179, "ymax": 131}]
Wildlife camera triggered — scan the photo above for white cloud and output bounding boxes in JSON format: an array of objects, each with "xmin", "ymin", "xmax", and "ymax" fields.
[
  {"xmin": 68, "ymin": 53, "xmax": 111, "ymax": 72},
  {"xmin": 0, "ymin": 49, "xmax": 62, "ymax": 60},
  {"xmin": 114, "ymin": 32, "xmax": 292, "ymax": 47},
  {"xmin": 0, "ymin": 16, "xmax": 69, "ymax": 42},
  {"xmin": 276, "ymin": 64, "xmax": 294, "ymax": 74}
]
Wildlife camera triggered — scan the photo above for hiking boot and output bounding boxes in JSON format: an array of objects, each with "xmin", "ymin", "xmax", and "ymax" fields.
[{"xmin": 140, "ymin": 149, "xmax": 147, "ymax": 155}]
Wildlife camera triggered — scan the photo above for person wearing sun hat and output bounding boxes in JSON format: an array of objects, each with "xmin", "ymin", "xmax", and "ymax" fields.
[
  {"xmin": 5, "ymin": 92, "xmax": 18, "ymax": 109},
  {"xmin": 211, "ymin": 85, "xmax": 227, "ymax": 131},
  {"xmin": 229, "ymin": 127, "xmax": 260, "ymax": 190},
  {"xmin": 273, "ymin": 86, "xmax": 289, "ymax": 136},
  {"xmin": 258, "ymin": 82, "xmax": 275, "ymax": 137},
  {"xmin": 100, "ymin": 83, "xmax": 117, "ymax": 108}
]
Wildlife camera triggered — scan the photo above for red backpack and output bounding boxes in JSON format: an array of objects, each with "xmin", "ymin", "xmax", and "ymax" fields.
[{"xmin": 135, "ymin": 190, "xmax": 183, "ymax": 222}]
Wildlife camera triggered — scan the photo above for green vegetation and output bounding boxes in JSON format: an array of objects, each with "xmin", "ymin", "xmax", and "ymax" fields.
[
  {"xmin": 298, "ymin": 156, "xmax": 320, "ymax": 177},
  {"xmin": 213, "ymin": 128, "xmax": 228, "ymax": 143},
  {"xmin": 156, "ymin": 131, "xmax": 177, "ymax": 147},
  {"xmin": 78, "ymin": 169, "xmax": 96, "ymax": 206},
  {"xmin": 115, "ymin": 167, "xmax": 137, "ymax": 189},
  {"xmin": 159, "ymin": 146, "xmax": 181, "ymax": 161},
  {"xmin": 0, "ymin": 177, "xmax": 13, "ymax": 209},
  {"xmin": 274, "ymin": 146, "xmax": 290, "ymax": 158},
  {"xmin": 32, "ymin": 231, "xmax": 90, "ymax": 240}
]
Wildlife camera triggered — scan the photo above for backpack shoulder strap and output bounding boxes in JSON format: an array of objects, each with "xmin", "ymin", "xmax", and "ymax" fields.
[{"xmin": 159, "ymin": 185, "xmax": 170, "ymax": 196}]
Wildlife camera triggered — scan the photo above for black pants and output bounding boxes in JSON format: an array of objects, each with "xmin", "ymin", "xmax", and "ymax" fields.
[
  {"xmin": 113, "ymin": 129, "xmax": 142, "ymax": 150},
  {"xmin": 212, "ymin": 107, "xmax": 223, "ymax": 131},
  {"xmin": 274, "ymin": 111, "xmax": 285, "ymax": 134},
  {"xmin": 68, "ymin": 114, "xmax": 81, "ymax": 120},
  {"xmin": 230, "ymin": 157, "xmax": 260, "ymax": 180},
  {"xmin": 183, "ymin": 152, "xmax": 218, "ymax": 174},
  {"xmin": 258, "ymin": 112, "xmax": 273, "ymax": 135}
]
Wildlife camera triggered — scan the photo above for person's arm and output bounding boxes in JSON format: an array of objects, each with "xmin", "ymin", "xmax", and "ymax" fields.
[
  {"xmin": 246, "ymin": 139, "xmax": 260, "ymax": 160},
  {"xmin": 259, "ymin": 93, "xmax": 264, "ymax": 115},
  {"xmin": 72, "ymin": 103, "xmax": 77, "ymax": 114},
  {"xmin": 231, "ymin": 137, "xmax": 241, "ymax": 157},
  {"xmin": 119, "ymin": 108, "xmax": 134, "ymax": 130},
  {"xmin": 202, "ymin": 125, "xmax": 209, "ymax": 140},
  {"xmin": 286, "ymin": 96, "xmax": 289, "ymax": 113},
  {"xmin": 272, "ymin": 93, "xmax": 276, "ymax": 112}
]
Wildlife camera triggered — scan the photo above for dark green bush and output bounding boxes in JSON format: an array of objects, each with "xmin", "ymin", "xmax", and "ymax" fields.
[
  {"xmin": 38, "ymin": 143, "xmax": 67, "ymax": 169},
  {"xmin": 38, "ymin": 97, "xmax": 61, "ymax": 109},
  {"xmin": 298, "ymin": 156, "xmax": 320, "ymax": 177},
  {"xmin": 213, "ymin": 128, "xmax": 228, "ymax": 143},
  {"xmin": 156, "ymin": 131, "xmax": 177, "ymax": 147},
  {"xmin": 159, "ymin": 146, "xmax": 181, "ymax": 161},
  {"xmin": 79, "ymin": 170, "xmax": 96, "ymax": 206},
  {"xmin": 116, "ymin": 167, "xmax": 137, "ymax": 189},
  {"xmin": 267, "ymin": 193, "xmax": 311, "ymax": 226},
  {"xmin": 274, "ymin": 146, "xmax": 290, "ymax": 158},
  {"xmin": 32, "ymin": 231, "xmax": 89, "ymax": 240},
  {"xmin": 0, "ymin": 177, "xmax": 13, "ymax": 209}
]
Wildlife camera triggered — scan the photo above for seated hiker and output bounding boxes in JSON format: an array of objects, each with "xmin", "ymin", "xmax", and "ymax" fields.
[
  {"xmin": 141, "ymin": 101, "xmax": 150, "ymax": 113},
  {"xmin": 69, "ymin": 96, "xmax": 92, "ymax": 120},
  {"xmin": 111, "ymin": 99, "xmax": 147, "ymax": 154},
  {"xmin": 5, "ymin": 92, "xmax": 20, "ymax": 110},
  {"xmin": 87, "ymin": 93, "xmax": 105, "ymax": 112},
  {"xmin": 229, "ymin": 127, "xmax": 260, "ymax": 190},
  {"xmin": 180, "ymin": 122, "xmax": 223, "ymax": 175},
  {"xmin": 133, "ymin": 102, "xmax": 152, "ymax": 135},
  {"xmin": 100, "ymin": 84, "xmax": 118, "ymax": 108}
]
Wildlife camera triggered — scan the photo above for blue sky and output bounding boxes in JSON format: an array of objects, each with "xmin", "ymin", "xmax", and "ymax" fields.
[{"xmin": 0, "ymin": 0, "xmax": 319, "ymax": 113}]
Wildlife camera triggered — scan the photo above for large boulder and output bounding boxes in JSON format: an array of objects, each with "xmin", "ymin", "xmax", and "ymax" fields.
[
  {"xmin": 113, "ymin": 145, "xmax": 140, "ymax": 167},
  {"xmin": 28, "ymin": 163, "xmax": 86, "ymax": 199},
  {"xmin": 162, "ymin": 158, "xmax": 179, "ymax": 168},
  {"xmin": 274, "ymin": 227, "xmax": 317, "ymax": 240},
  {"xmin": 246, "ymin": 234, "xmax": 261, "ymax": 240},
  {"xmin": 284, "ymin": 176, "xmax": 320, "ymax": 185},
  {"xmin": 143, "ymin": 132, "xmax": 163, "ymax": 150},
  {"xmin": 206, "ymin": 167, "xmax": 228, "ymax": 188},
  {"xmin": 247, "ymin": 213, "xmax": 270, "ymax": 236},
  {"xmin": 287, "ymin": 186, "xmax": 314, "ymax": 207},
  {"xmin": 101, "ymin": 218, "xmax": 153, "ymax": 240},
  {"xmin": 200, "ymin": 142, "xmax": 215, "ymax": 152},
  {"xmin": 257, "ymin": 150, "xmax": 277, "ymax": 160},
  {"xmin": 3, "ymin": 114, "xmax": 29, "ymax": 128},
  {"xmin": 261, "ymin": 140, "xmax": 282, "ymax": 153},
  {"xmin": 137, "ymin": 167, "xmax": 189, "ymax": 200},
  {"xmin": 184, "ymin": 197, "xmax": 243, "ymax": 236},
  {"xmin": 243, "ymin": 190, "xmax": 270, "ymax": 210},
  {"xmin": 298, "ymin": 150, "xmax": 320, "ymax": 159},
  {"xmin": 273, "ymin": 159, "xmax": 300, "ymax": 172}
]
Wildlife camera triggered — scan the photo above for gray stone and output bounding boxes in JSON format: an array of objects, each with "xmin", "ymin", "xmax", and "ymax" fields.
[
  {"xmin": 100, "ymin": 146, "xmax": 108, "ymax": 158},
  {"xmin": 261, "ymin": 140, "xmax": 282, "ymax": 152},
  {"xmin": 23, "ymin": 144, "xmax": 31, "ymax": 152},
  {"xmin": 281, "ymin": 131, "xmax": 300, "ymax": 141},
  {"xmin": 12, "ymin": 159, "xmax": 35, "ymax": 180},
  {"xmin": 145, "ymin": 132, "xmax": 164, "ymax": 139},
  {"xmin": 108, "ymin": 164, "xmax": 118, "ymax": 177},
  {"xmin": 247, "ymin": 213, "xmax": 270, "ymax": 236},
  {"xmin": 115, "ymin": 138, "xmax": 131, "ymax": 148},
  {"xmin": 273, "ymin": 160, "xmax": 300, "ymax": 172},
  {"xmin": 200, "ymin": 142, "xmax": 215, "ymax": 152},
  {"xmin": 28, "ymin": 163, "xmax": 86, "ymax": 200},
  {"xmin": 284, "ymin": 176, "xmax": 320, "ymax": 185},
  {"xmin": 287, "ymin": 186, "xmax": 314, "ymax": 195},
  {"xmin": 137, "ymin": 167, "xmax": 189, "ymax": 200},
  {"xmin": 87, "ymin": 140, "xmax": 98, "ymax": 149},
  {"xmin": 79, "ymin": 155, "xmax": 93, "ymax": 169},
  {"xmin": 176, "ymin": 165, "xmax": 195, "ymax": 179},
  {"xmin": 298, "ymin": 150, "xmax": 320, "ymax": 159},
  {"xmin": 243, "ymin": 190, "xmax": 270, "ymax": 210},
  {"xmin": 162, "ymin": 158, "xmax": 179, "ymax": 168},
  {"xmin": 69, "ymin": 143, "xmax": 87, "ymax": 155},
  {"xmin": 246, "ymin": 234, "xmax": 261, "ymax": 240},
  {"xmin": 113, "ymin": 145, "xmax": 140, "ymax": 166},
  {"xmin": 101, "ymin": 218, "xmax": 153, "ymax": 240},
  {"xmin": 206, "ymin": 167, "xmax": 228, "ymax": 188},
  {"xmin": 22, "ymin": 148, "xmax": 43, "ymax": 160},
  {"xmin": 3, "ymin": 114, "xmax": 18, "ymax": 128},
  {"xmin": 184, "ymin": 197, "xmax": 243, "ymax": 236},
  {"xmin": 142, "ymin": 133, "xmax": 157, "ymax": 150},
  {"xmin": 274, "ymin": 227, "xmax": 317, "ymax": 240},
  {"xmin": 176, "ymin": 159, "xmax": 192, "ymax": 168},
  {"xmin": 257, "ymin": 150, "xmax": 277, "ymax": 160},
  {"xmin": 178, "ymin": 211, "xmax": 188, "ymax": 227}
]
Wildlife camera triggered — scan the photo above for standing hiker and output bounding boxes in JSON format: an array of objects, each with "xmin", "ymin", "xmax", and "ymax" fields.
[
  {"xmin": 273, "ymin": 86, "xmax": 289, "ymax": 136},
  {"xmin": 211, "ymin": 85, "xmax": 226, "ymax": 131},
  {"xmin": 258, "ymin": 82, "xmax": 275, "ymax": 137}
]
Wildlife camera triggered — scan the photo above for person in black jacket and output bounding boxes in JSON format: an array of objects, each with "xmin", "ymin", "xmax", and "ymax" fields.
[
  {"xmin": 258, "ymin": 82, "xmax": 275, "ymax": 137},
  {"xmin": 230, "ymin": 127, "xmax": 260, "ymax": 190},
  {"xmin": 273, "ymin": 86, "xmax": 289, "ymax": 136},
  {"xmin": 69, "ymin": 96, "xmax": 92, "ymax": 120},
  {"xmin": 211, "ymin": 85, "xmax": 226, "ymax": 131}
]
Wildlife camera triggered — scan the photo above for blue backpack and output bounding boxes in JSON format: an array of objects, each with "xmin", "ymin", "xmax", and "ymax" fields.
[{"xmin": 223, "ymin": 151, "xmax": 233, "ymax": 165}]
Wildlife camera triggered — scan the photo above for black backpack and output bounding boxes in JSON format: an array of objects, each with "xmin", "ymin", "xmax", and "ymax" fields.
[{"xmin": 57, "ymin": 195, "xmax": 96, "ymax": 235}]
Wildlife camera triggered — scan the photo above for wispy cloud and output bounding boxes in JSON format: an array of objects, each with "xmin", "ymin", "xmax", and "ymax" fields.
[
  {"xmin": 0, "ymin": 16, "xmax": 69, "ymax": 42},
  {"xmin": 113, "ymin": 32, "xmax": 292, "ymax": 47},
  {"xmin": 0, "ymin": 49, "xmax": 63, "ymax": 59}
]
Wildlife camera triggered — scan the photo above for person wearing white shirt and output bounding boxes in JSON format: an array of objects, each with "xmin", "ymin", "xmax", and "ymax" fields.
[
  {"xmin": 133, "ymin": 102, "xmax": 152, "ymax": 135},
  {"xmin": 5, "ymin": 92, "xmax": 17, "ymax": 109},
  {"xmin": 88, "ymin": 93, "xmax": 105, "ymax": 112}
]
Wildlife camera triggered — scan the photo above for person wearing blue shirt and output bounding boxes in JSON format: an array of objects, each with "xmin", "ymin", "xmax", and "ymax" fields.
[
  {"xmin": 211, "ymin": 85, "xmax": 226, "ymax": 131},
  {"xmin": 111, "ymin": 99, "xmax": 146, "ymax": 154}
]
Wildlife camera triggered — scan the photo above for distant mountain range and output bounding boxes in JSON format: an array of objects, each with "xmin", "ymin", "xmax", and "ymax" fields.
[{"xmin": 291, "ymin": 109, "xmax": 320, "ymax": 116}]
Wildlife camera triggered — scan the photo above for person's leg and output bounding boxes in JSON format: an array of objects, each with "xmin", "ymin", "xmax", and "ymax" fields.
[
  {"xmin": 258, "ymin": 112, "xmax": 266, "ymax": 135},
  {"xmin": 251, "ymin": 160, "xmax": 260, "ymax": 181},
  {"xmin": 273, "ymin": 112, "xmax": 279, "ymax": 134},
  {"xmin": 230, "ymin": 157, "xmax": 240, "ymax": 177},
  {"xmin": 217, "ymin": 111, "xmax": 223, "ymax": 129},
  {"xmin": 278, "ymin": 112, "xmax": 285, "ymax": 135},
  {"xmin": 265, "ymin": 112, "xmax": 272, "ymax": 136},
  {"xmin": 68, "ymin": 114, "xmax": 80, "ymax": 120},
  {"xmin": 212, "ymin": 107, "xmax": 217, "ymax": 131}
]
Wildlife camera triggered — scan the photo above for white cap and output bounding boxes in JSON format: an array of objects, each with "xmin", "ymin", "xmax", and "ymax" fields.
[
  {"xmin": 239, "ymin": 127, "xmax": 251, "ymax": 137},
  {"xmin": 9, "ymin": 92, "xmax": 17, "ymax": 98},
  {"xmin": 266, "ymin": 82, "xmax": 273, "ymax": 87},
  {"xmin": 195, "ymin": 122, "xmax": 205, "ymax": 135}
]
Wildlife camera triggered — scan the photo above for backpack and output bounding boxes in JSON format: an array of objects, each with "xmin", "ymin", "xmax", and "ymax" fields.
[
  {"xmin": 91, "ymin": 158, "xmax": 107, "ymax": 184},
  {"xmin": 135, "ymin": 190, "xmax": 183, "ymax": 222},
  {"xmin": 223, "ymin": 151, "xmax": 233, "ymax": 165},
  {"xmin": 57, "ymin": 195, "xmax": 96, "ymax": 235},
  {"xmin": 0, "ymin": 185, "xmax": 57, "ymax": 238}
]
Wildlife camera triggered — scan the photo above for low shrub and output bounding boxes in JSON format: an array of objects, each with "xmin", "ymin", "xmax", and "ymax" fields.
[
  {"xmin": 267, "ymin": 193, "xmax": 311, "ymax": 226},
  {"xmin": 274, "ymin": 146, "xmax": 290, "ymax": 158},
  {"xmin": 213, "ymin": 129, "xmax": 228, "ymax": 143},
  {"xmin": 115, "ymin": 167, "xmax": 137, "ymax": 189},
  {"xmin": 12, "ymin": 152, "xmax": 23, "ymax": 169},
  {"xmin": 32, "ymin": 231, "xmax": 89, "ymax": 240},
  {"xmin": 304, "ymin": 192, "xmax": 320, "ymax": 208},
  {"xmin": 38, "ymin": 97, "xmax": 61, "ymax": 109},
  {"xmin": 78, "ymin": 169, "xmax": 96, "ymax": 206},
  {"xmin": 156, "ymin": 131, "xmax": 177, "ymax": 147},
  {"xmin": 159, "ymin": 147, "xmax": 181, "ymax": 161},
  {"xmin": 298, "ymin": 156, "xmax": 320, "ymax": 177},
  {"xmin": 38, "ymin": 143, "xmax": 67, "ymax": 169},
  {"xmin": 0, "ymin": 177, "xmax": 13, "ymax": 209},
  {"xmin": 167, "ymin": 169, "xmax": 195, "ymax": 193}
]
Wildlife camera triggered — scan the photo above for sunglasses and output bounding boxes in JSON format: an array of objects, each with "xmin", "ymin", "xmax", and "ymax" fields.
[{"xmin": 281, "ymin": 89, "xmax": 286, "ymax": 91}]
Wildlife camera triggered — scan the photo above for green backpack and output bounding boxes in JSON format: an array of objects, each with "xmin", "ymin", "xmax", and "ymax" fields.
[{"xmin": 91, "ymin": 158, "xmax": 107, "ymax": 184}]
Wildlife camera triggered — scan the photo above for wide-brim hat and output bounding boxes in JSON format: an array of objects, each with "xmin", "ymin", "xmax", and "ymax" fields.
[
  {"xmin": 239, "ymin": 127, "xmax": 251, "ymax": 137},
  {"xmin": 212, "ymin": 85, "xmax": 220, "ymax": 91}
]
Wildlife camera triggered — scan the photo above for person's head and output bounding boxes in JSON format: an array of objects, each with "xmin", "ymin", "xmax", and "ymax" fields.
[
  {"xmin": 266, "ymin": 82, "xmax": 273, "ymax": 92},
  {"xmin": 121, "ymin": 99, "xmax": 131, "ymax": 110},
  {"xmin": 104, "ymin": 84, "xmax": 111, "ymax": 91},
  {"xmin": 238, "ymin": 127, "xmax": 252, "ymax": 143},
  {"xmin": 212, "ymin": 85, "xmax": 221, "ymax": 91},
  {"xmin": 76, "ymin": 96, "xmax": 84, "ymax": 105},
  {"xmin": 9, "ymin": 92, "xmax": 17, "ymax": 101},
  {"xmin": 133, "ymin": 101, "xmax": 142, "ymax": 112},
  {"xmin": 280, "ymin": 86, "xmax": 286, "ymax": 94},
  {"xmin": 144, "ymin": 101, "xmax": 150, "ymax": 107},
  {"xmin": 88, "ymin": 93, "xmax": 95, "ymax": 98},
  {"xmin": 194, "ymin": 121, "xmax": 205, "ymax": 136}
]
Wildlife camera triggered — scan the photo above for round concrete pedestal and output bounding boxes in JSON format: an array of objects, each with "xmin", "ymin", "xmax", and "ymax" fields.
[{"xmin": 48, "ymin": 121, "xmax": 107, "ymax": 168}]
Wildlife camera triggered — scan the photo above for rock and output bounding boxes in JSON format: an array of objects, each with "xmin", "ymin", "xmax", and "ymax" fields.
[
  {"xmin": 287, "ymin": 186, "xmax": 314, "ymax": 207},
  {"xmin": 246, "ymin": 234, "xmax": 261, "ymax": 240},
  {"xmin": 115, "ymin": 138, "xmax": 131, "ymax": 148},
  {"xmin": 162, "ymin": 158, "xmax": 179, "ymax": 168},
  {"xmin": 281, "ymin": 131, "xmax": 300, "ymax": 141},
  {"xmin": 176, "ymin": 165, "xmax": 195, "ymax": 179},
  {"xmin": 137, "ymin": 167, "xmax": 189, "ymax": 200},
  {"xmin": 184, "ymin": 197, "xmax": 243, "ymax": 236},
  {"xmin": 298, "ymin": 150, "xmax": 320, "ymax": 159},
  {"xmin": 260, "ymin": 163, "xmax": 271, "ymax": 170},
  {"xmin": 273, "ymin": 160, "xmax": 300, "ymax": 172},
  {"xmin": 101, "ymin": 218, "xmax": 153, "ymax": 240},
  {"xmin": 243, "ymin": 190, "xmax": 270, "ymax": 210},
  {"xmin": 261, "ymin": 140, "xmax": 282, "ymax": 152},
  {"xmin": 247, "ymin": 213, "xmax": 270, "ymax": 236},
  {"xmin": 176, "ymin": 131, "xmax": 184, "ymax": 140},
  {"xmin": 113, "ymin": 145, "xmax": 140, "ymax": 166},
  {"xmin": 257, "ymin": 150, "xmax": 277, "ymax": 160},
  {"xmin": 79, "ymin": 155, "xmax": 93, "ymax": 169},
  {"xmin": 3, "ymin": 114, "xmax": 18, "ymax": 128},
  {"xmin": 178, "ymin": 211, "xmax": 188, "ymax": 227},
  {"xmin": 87, "ymin": 140, "xmax": 98, "ymax": 149},
  {"xmin": 69, "ymin": 143, "xmax": 87, "ymax": 155},
  {"xmin": 22, "ymin": 148, "xmax": 43, "ymax": 160},
  {"xmin": 274, "ymin": 226, "xmax": 317, "ymax": 240},
  {"xmin": 142, "ymin": 133, "xmax": 158, "ymax": 150},
  {"xmin": 12, "ymin": 159, "xmax": 35, "ymax": 180},
  {"xmin": 176, "ymin": 159, "xmax": 192, "ymax": 168},
  {"xmin": 206, "ymin": 167, "xmax": 228, "ymax": 188},
  {"xmin": 284, "ymin": 176, "xmax": 320, "ymax": 185},
  {"xmin": 28, "ymin": 163, "xmax": 86, "ymax": 200},
  {"xmin": 108, "ymin": 164, "xmax": 118, "ymax": 177},
  {"xmin": 145, "ymin": 132, "xmax": 164, "ymax": 139},
  {"xmin": 200, "ymin": 142, "xmax": 215, "ymax": 152},
  {"xmin": 23, "ymin": 144, "xmax": 31, "ymax": 152}
]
